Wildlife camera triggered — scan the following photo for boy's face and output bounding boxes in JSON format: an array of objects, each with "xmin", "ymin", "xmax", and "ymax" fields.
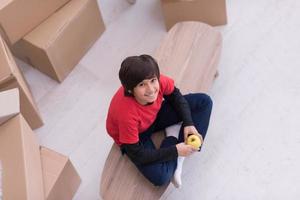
[{"xmin": 132, "ymin": 76, "xmax": 159, "ymax": 105}]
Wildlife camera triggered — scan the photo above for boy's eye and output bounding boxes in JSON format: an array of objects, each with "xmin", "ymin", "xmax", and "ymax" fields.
[
  {"xmin": 151, "ymin": 78, "xmax": 157, "ymax": 83},
  {"xmin": 138, "ymin": 83, "xmax": 144, "ymax": 87}
]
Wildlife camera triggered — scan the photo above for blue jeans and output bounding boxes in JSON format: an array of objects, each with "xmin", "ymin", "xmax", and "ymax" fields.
[{"xmin": 134, "ymin": 93, "xmax": 213, "ymax": 186}]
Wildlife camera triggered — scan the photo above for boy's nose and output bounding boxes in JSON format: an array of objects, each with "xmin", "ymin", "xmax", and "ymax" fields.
[{"xmin": 146, "ymin": 84, "xmax": 155, "ymax": 92}]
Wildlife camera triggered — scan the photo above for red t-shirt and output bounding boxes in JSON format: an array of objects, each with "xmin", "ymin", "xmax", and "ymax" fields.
[{"xmin": 106, "ymin": 74, "xmax": 175, "ymax": 145}]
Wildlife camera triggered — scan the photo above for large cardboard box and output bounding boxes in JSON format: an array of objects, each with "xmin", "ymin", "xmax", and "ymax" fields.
[
  {"xmin": 0, "ymin": 88, "xmax": 19, "ymax": 125},
  {"xmin": 0, "ymin": 114, "xmax": 45, "ymax": 200},
  {"xmin": 0, "ymin": 0, "xmax": 70, "ymax": 45},
  {"xmin": 0, "ymin": 36, "xmax": 43, "ymax": 129},
  {"xmin": 41, "ymin": 147, "xmax": 81, "ymax": 200},
  {"xmin": 12, "ymin": 0, "xmax": 105, "ymax": 82},
  {"xmin": 161, "ymin": 0, "xmax": 227, "ymax": 30}
]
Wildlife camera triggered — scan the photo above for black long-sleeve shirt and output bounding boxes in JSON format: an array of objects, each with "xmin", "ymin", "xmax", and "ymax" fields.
[{"xmin": 121, "ymin": 87, "xmax": 193, "ymax": 165}]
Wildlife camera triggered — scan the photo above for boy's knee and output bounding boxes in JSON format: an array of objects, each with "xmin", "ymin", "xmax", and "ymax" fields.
[
  {"xmin": 152, "ymin": 175, "xmax": 170, "ymax": 186},
  {"xmin": 150, "ymin": 171, "xmax": 171, "ymax": 186},
  {"xmin": 202, "ymin": 94, "xmax": 213, "ymax": 108},
  {"xmin": 192, "ymin": 93, "xmax": 213, "ymax": 109}
]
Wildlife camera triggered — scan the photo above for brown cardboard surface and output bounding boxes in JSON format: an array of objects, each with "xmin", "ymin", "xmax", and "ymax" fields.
[
  {"xmin": 0, "ymin": 88, "xmax": 19, "ymax": 125},
  {"xmin": 0, "ymin": 114, "xmax": 45, "ymax": 200},
  {"xmin": 0, "ymin": 36, "xmax": 43, "ymax": 129},
  {"xmin": 161, "ymin": 0, "xmax": 227, "ymax": 30},
  {"xmin": 12, "ymin": 0, "xmax": 105, "ymax": 82},
  {"xmin": 0, "ymin": 0, "xmax": 70, "ymax": 45},
  {"xmin": 40, "ymin": 147, "xmax": 81, "ymax": 200}
]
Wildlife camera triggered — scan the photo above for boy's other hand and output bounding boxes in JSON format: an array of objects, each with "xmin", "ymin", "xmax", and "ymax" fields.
[{"xmin": 176, "ymin": 143, "xmax": 198, "ymax": 157}]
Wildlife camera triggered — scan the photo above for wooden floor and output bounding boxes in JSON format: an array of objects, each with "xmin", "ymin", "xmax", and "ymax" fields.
[{"xmin": 17, "ymin": 0, "xmax": 300, "ymax": 199}]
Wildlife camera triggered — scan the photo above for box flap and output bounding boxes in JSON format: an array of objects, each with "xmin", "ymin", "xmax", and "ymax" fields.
[
  {"xmin": 40, "ymin": 147, "xmax": 68, "ymax": 197},
  {"xmin": 24, "ymin": 0, "xmax": 89, "ymax": 49},
  {"xmin": 41, "ymin": 146, "xmax": 81, "ymax": 200},
  {"xmin": 0, "ymin": 88, "xmax": 20, "ymax": 125},
  {"xmin": 0, "ymin": 0, "xmax": 70, "ymax": 44},
  {"xmin": 0, "ymin": 36, "xmax": 13, "ymax": 83}
]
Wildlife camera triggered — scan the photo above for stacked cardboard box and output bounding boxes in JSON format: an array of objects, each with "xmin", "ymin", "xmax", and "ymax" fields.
[
  {"xmin": 1, "ymin": 0, "xmax": 90, "ymax": 198},
  {"xmin": 12, "ymin": 0, "xmax": 105, "ymax": 82},
  {"xmin": 0, "ymin": 88, "xmax": 43, "ymax": 199},
  {"xmin": 41, "ymin": 147, "xmax": 81, "ymax": 200},
  {"xmin": 0, "ymin": 116, "xmax": 82, "ymax": 199},
  {"xmin": 160, "ymin": 0, "xmax": 227, "ymax": 30},
  {"xmin": 0, "ymin": 114, "xmax": 45, "ymax": 200},
  {"xmin": 0, "ymin": 36, "xmax": 43, "ymax": 129},
  {"xmin": 0, "ymin": 90, "xmax": 81, "ymax": 199},
  {"xmin": 0, "ymin": 0, "xmax": 70, "ymax": 45}
]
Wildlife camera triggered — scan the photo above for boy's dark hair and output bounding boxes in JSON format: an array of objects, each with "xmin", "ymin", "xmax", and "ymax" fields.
[{"xmin": 119, "ymin": 54, "xmax": 160, "ymax": 96}]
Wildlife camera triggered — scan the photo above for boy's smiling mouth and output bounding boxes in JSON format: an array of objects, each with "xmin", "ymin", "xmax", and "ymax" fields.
[{"xmin": 145, "ymin": 91, "xmax": 157, "ymax": 98}]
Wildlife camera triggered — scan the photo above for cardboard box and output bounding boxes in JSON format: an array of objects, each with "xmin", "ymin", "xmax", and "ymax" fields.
[
  {"xmin": 161, "ymin": 0, "xmax": 227, "ymax": 30},
  {"xmin": 0, "ymin": 36, "xmax": 43, "ymax": 129},
  {"xmin": 41, "ymin": 147, "xmax": 81, "ymax": 200},
  {"xmin": 12, "ymin": 0, "xmax": 105, "ymax": 82},
  {"xmin": 0, "ymin": 88, "xmax": 19, "ymax": 125},
  {"xmin": 0, "ymin": 114, "xmax": 45, "ymax": 200},
  {"xmin": 0, "ymin": 0, "xmax": 70, "ymax": 45}
]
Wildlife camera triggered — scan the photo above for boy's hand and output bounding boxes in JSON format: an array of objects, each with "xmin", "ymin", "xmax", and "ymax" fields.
[
  {"xmin": 183, "ymin": 125, "xmax": 202, "ymax": 142},
  {"xmin": 176, "ymin": 142, "xmax": 198, "ymax": 157}
]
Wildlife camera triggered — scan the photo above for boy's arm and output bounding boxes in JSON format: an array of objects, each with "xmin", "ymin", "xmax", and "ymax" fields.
[
  {"xmin": 164, "ymin": 87, "xmax": 194, "ymax": 127},
  {"xmin": 121, "ymin": 141, "xmax": 178, "ymax": 165}
]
